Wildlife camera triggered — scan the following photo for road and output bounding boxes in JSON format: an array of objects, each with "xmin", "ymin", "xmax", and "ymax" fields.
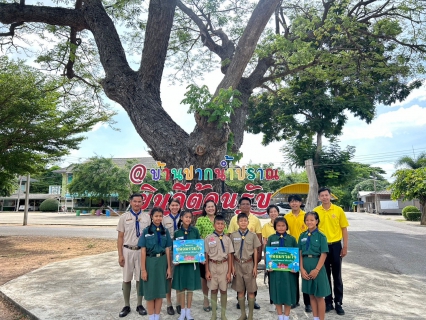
[{"xmin": 2, "ymin": 211, "xmax": 425, "ymax": 281}]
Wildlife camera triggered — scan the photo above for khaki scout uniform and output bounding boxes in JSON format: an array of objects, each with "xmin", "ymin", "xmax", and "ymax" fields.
[
  {"xmin": 204, "ymin": 233, "xmax": 234, "ymax": 291},
  {"xmin": 116, "ymin": 211, "xmax": 151, "ymax": 282},
  {"xmin": 230, "ymin": 230, "xmax": 261, "ymax": 293},
  {"xmin": 162, "ymin": 213, "xmax": 181, "ymax": 239}
]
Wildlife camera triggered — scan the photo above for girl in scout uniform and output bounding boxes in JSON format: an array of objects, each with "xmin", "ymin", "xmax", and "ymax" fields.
[
  {"xmin": 266, "ymin": 217, "xmax": 298, "ymax": 320},
  {"xmin": 299, "ymin": 211, "xmax": 330, "ymax": 320},
  {"xmin": 172, "ymin": 210, "xmax": 202, "ymax": 320},
  {"xmin": 138, "ymin": 207, "xmax": 172, "ymax": 320},
  {"xmin": 195, "ymin": 200, "xmax": 228, "ymax": 312}
]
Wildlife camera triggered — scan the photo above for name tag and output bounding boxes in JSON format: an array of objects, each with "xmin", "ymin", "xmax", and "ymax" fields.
[
  {"xmin": 233, "ymin": 238, "xmax": 241, "ymax": 241},
  {"xmin": 208, "ymin": 241, "xmax": 216, "ymax": 246},
  {"xmin": 175, "ymin": 236, "xmax": 184, "ymax": 240},
  {"xmin": 126, "ymin": 218, "xmax": 133, "ymax": 221},
  {"xmin": 271, "ymin": 241, "xmax": 279, "ymax": 245},
  {"xmin": 145, "ymin": 234, "xmax": 154, "ymax": 237},
  {"xmin": 301, "ymin": 238, "xmax": 307, "ymax": 242}
]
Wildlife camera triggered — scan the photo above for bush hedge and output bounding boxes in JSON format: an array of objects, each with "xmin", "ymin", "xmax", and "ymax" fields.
[
  {"xmin": 402, "ymin": 205, "xmax": 421, "ymax": 221},
  {"xmin": 40, "ymin": 198, "xmax": 60, "ymax": 212}
]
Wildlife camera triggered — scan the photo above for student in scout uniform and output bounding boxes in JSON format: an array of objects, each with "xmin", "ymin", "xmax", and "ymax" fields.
[
  {"xmin": 314, "ymin": 187, "xmax": 349, "ymax": 315},
  {"xmin": 266, "ymin": 217, "xmax": 298, "ymax": 320},
  {"xmin": 299, "ymin": 211, "xmax": 330, "ymax": 320},
  {"xmin": 205, "ymin": 215, "xmax": 234, "ymax": 320},
  {"xmin": 172, "ymin": 210, "xmax": 202, "ymax": 320},
  {"xmin": 116, "ymin": 193, "xmax": 151, "ymax": 317},
  {"xmin": 262, "ymin": 204, "xmax": 280, "ymax": 312},
  {"xmin": 139, "ymin": 207, "xmax": 172, "ymax": 320},
  {"xmin": 230, "ymin": 213, "xmax": 262, "ymax": 320},
  {"xmin": 228, "ymin": 197, "xmax": 262, "ymax": 310},
  {"xmin": 195, "ymin": 200, "xmax": 228, "ymax": 312},
  {"xmin": 285, "ymin": 194, "xmax": 312, "ymax": 312},
  {"xmin": 162, "ymin": 198, "xmax": 182, "ymax": 315}
]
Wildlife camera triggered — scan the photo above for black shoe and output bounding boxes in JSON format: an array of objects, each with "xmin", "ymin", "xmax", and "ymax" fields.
[
  {"xmin": 291, "ymin": 303, "xmax": 300, "ymax": 309},
  {"xmin": 167, "ymin": 305, "xmax": 175, "ymax": 315},
  {"xmin": 254, "ymin": 301, "xmax": 261, "ymax": 310},
  {"xmin": 236, "ymin": 302, "xmax": 240, "ymax": 309},
  {"xmin": 325, "ymin": 303, "xmax": 334, "ymax": 313},
  {"xmin": 119, "ymin": 306, "xmax": 131, "ymax": 317},
  {"xmin": 176, "ymin": 305, "xmax": 181, "ymax": 314},
  {"xmin": 335, "ymin": 302, "xmax": 345, "ymax": 315},
  {"xmin": 136, "ymin": 305, "xmax": 147, "ymax": 316},
  {"xmin": 305, "ymin": 305, "xmax": 312, "ymax": 312}
]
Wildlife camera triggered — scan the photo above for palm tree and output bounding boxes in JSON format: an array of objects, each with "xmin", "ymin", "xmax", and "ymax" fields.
[{"xmin": 395, "ymin": 152, "xmax": 426, "ymax": 169}]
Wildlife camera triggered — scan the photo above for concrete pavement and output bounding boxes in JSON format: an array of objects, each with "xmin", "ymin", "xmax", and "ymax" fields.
[{"xmin": 1, "ymin": 211, "xmax": 426, "ymax": 319}]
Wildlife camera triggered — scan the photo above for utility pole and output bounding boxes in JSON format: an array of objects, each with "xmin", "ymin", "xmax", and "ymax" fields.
[
  {"xmin": 23, "ymin": 173, "xmax": 30, "ymax": 226},
  {"xmin": 373, "ymin": 174, "xmax": 378, "ymax": 214}
]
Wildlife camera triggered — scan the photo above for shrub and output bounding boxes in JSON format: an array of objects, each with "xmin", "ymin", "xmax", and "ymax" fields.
[
  {"xmin": 40, "ymin": 198, "xmax": 60, "ymax": 212},
  {"xmin": 402, "ymin": 205, "xmax": 421, "ymax": 221}
]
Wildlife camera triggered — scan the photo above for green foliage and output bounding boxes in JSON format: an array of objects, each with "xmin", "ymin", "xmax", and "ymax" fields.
[
  {"xmin": 182, "ymin": 84, "xmax": 241, "ymax": 127},
  {"xmin": 30, "ymin": 166, "xmax": 62, "ymax": 194},
  {"xmin": 39, "ymin": 198, "xmax": 60, "ymax": 212},
  {"xmin": 395, "ymin": 152, "xmax": 426, "ymax": 169},
  {"xmin": 0, "ymin": 56, "xmax": 112, "ymax": 196},
  {"xmin": 402, "ymin": 205, "xmax": 420, "ymax": 220},
  {"xmin": 351, "ymin": 180, "xmax": 390, "ymax": 200},
  {"xmin": 406, "ymin": 209, "xmax": 422, "ymax": 221}
]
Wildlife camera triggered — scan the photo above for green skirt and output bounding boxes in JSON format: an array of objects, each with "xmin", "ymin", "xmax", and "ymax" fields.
[
  {"xmin": 301, "ymin": 257, "xmax": 331, "ymax": 297},
  {"xmin": 172, "ymin": 262, "xmax": 202, "ymax": 291},
  {"xmin": 269, "ymin": 270, "xmax": 297, "ymax": 305},
  {"xmin": 139, "ymin": 254, "xmax": 169, "ymax": 300}
]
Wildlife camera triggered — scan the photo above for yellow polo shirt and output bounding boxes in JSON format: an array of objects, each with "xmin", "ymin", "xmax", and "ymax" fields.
[
  {"xmin": 285, "ymin": 210, "xmax": 307, "ymax": 243},
  {"xmin": 314, "ymin": 204, "xmax": 349, "ymax": 243},
  {"xmin": 228, "ymin": 212, "xmax": 262, "ymax": 234},
  {"xmin": 261, "ymin": 221, "xmax": 275, "ymax": 240}
]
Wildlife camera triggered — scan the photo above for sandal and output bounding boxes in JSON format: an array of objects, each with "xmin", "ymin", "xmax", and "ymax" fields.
[{"xmin": 203, "ymin": 306, "xmax": 211, "ymax": 312}]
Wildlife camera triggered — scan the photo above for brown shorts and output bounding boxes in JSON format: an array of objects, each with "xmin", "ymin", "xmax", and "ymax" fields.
[
  {"xmin": 207, "ymin": 262, "xmax": 229, "ymax": 291},
  {"xmin": 231, "ymin": 260, "xmax": 257, "ymax": 293}
]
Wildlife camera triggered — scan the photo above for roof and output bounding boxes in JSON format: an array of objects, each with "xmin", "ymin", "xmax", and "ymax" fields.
[
  {"xmin": 363, "ymin": 190, "xmax": 391, "ymax": 197},
  {"xmin": 272, "ymin": 183, "xmax": 338, "ymax": 200},
  {"xmin": 358, "ymin": 191, "xmax": 372, "ymax": 197},
  {"xmin": 0, "ymin": 193, "xmax": 60, "ymax": 200},
  {"xmin": 53, "ymin": 157, "xmax": 157, "ymax": 174}
]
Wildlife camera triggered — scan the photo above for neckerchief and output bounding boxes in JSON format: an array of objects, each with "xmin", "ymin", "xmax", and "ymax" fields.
[
  {"xmin": 214, "ymin": 232, "xmax": 225, "ymax": 253},
  {"xmin": 169, "ymin": 213, "xmax": 180, "ymax": 231},
  {"xmin": 153, "ymin": 224, "xmax": 161, "ymax": 245},
  {"xmin": 130, "ymin": 209, "xmax": 141, "ymax": 237},
  {"xmin": 276, "ymin": 232, "xmax": 286, "ymax": 247},
  {"xmin": 181, "ymin": 225, "xmax": 191, "ymax": 240},
  {"xmin": 306, "ymin": 228, "xmax": 318, "ymax": 250},
  {"xmin": 238, "ymin": 229, "xmax": 249, "ymax": 259}
]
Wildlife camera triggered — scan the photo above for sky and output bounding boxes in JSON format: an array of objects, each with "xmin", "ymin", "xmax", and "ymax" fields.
[{"xmin": 61, "ymin": 70, "xmax": 426, "ymax": 181}]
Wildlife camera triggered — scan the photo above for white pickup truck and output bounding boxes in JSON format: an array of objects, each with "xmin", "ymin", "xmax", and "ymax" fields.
[{"xmin": 18, "ymin": 205, "xmax": 39, "ymax": 211}]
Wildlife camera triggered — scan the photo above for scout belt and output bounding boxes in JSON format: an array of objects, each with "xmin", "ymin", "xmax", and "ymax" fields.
[
  {"xmin": 209, "ymin": 258, "xmax": 228, "ymax": 264},
  {"xmin": 303, "ymin": 255, "xmax": 320, "ymax": 258},
  {"xmin": 234, "ymin": 257, "xmax": 252, "ymax": 264},
  {"xmin": 148, "ymin": 252, "xmax": 166, "ymax": 258},
  {"xmin": 123, "ymin": 245, "xmax": 141, "ymax": 250}
]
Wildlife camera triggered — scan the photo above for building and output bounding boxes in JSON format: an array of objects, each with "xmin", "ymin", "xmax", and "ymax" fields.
[{"xmin": 356, "ymin": 190, "xmax": 420, "ymax": 214}]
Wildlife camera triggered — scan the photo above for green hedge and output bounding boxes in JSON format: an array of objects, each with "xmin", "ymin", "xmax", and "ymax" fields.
[
  {"xmin": 40, "ymin": 198, "xmax": 60, "ymax": 212},
  {"xmin": 402, "ymin": 205, "xmax": 421, "ymax": 221}
]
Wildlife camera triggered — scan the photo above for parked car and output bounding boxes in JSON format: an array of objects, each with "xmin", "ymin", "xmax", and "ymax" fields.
[
  {"xmin": 18, "ymin": 205, "xmax": 39, "ymax": 211},
  {"xmin": 276, "ymin": 202, "xmax": 291, "ymax": 216}
]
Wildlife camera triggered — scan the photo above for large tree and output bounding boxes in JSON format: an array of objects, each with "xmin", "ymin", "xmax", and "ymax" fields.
[
  {"xmin": 395, "ymin": 152, "xmax": 426, "ymax": 169},
  {"xmin": 0, "ymin": 56, "xmax": 110, "ymax": 196},
  {"xmin": 1, "ymin": 0, "xmax": 425, "ymax": 191}
]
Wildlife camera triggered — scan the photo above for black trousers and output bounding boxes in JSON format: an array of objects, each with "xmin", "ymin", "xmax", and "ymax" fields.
[
  {"xmin": 267, "ymin": 271, "xmax": 310, "ymax": 305},
  {"xmin": 324, "ymin": 241, "xmax": 343, "ymax": 304}
]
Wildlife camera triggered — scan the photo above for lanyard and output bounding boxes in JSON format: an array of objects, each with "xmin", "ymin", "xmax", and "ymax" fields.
[
  {"xmin": 214, "ymin": 232, "xmax": 226, "ymax": 253},
  {"xmin": 130, "ymin": 209, "xmax": 141, "ymax": 237},
  {"xmin": 238, "ymin": 229, "xmax": 249, "ymax": 259},
  {"xmin": 276, "ymin": 232, "xmax": 286, "ymax": 247},
  {"xmin": 306, "ymin": 228, "xmax": 318, "ymax": 250},
  {"xmin": 169, "ymin": 213, "xmax": 180, "ymax": 230}
]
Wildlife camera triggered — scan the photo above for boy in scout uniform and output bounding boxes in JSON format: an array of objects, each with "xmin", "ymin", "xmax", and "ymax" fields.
[
  {"xmin": 230, "ymin": 213, "xmax": 262, "ymax": 320},
  {"xmin": 205, "ymin": 215, "xmax": 234, "ymax": 320},
  {"xmin": 116, "ymin": 193, "xmax": 151, "ymax": 317}
]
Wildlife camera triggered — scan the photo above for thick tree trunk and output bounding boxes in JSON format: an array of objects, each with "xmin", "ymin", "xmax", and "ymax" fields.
[
  {"xmin": 305, "ymin": 159, "xmax": 318, "ymax": 211},
  {"xmin": 314, "ymin": 131, "xmax": 323, "ymax": 166},
  {"xmin": 420, "ymin": 200, "xmax": 426, "ymax": 225}
]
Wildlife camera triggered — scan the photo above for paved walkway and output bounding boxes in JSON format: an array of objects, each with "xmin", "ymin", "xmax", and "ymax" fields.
[{"xmin": 1, "ymin": 211, "xmax": 426, "ymax": 319}]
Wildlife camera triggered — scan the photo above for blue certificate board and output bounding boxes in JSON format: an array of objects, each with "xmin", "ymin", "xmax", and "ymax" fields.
[
  {"xmin": 265, "ymin": 247, "xmax": 299, "ymax": 272},
  {"xmin": 173, "ymin": 239, "xmax": 205, "ymax": 263}
]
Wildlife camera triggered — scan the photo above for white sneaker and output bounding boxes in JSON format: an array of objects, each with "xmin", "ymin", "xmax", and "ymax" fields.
[{"xmin": 269, "ymin": 304, "xmax": 276, "ymax": 312}]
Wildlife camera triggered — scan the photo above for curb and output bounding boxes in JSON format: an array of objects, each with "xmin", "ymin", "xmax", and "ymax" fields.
[{"xmin": 0, "ymin": 289, "xmax": 39, "ymax": 320}]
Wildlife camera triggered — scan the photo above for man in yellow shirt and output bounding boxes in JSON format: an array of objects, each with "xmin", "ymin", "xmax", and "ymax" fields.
[
  {"xmin": 314, "ymin": 187, "xmax": 349, "ymax": 316},
  {"xmin": 228, "ymin": 197, "xmax": 262, "ymax": 310},
  {"xmin": 285, "ymin": 194, "xmax": 311, "ymax": 312}
]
